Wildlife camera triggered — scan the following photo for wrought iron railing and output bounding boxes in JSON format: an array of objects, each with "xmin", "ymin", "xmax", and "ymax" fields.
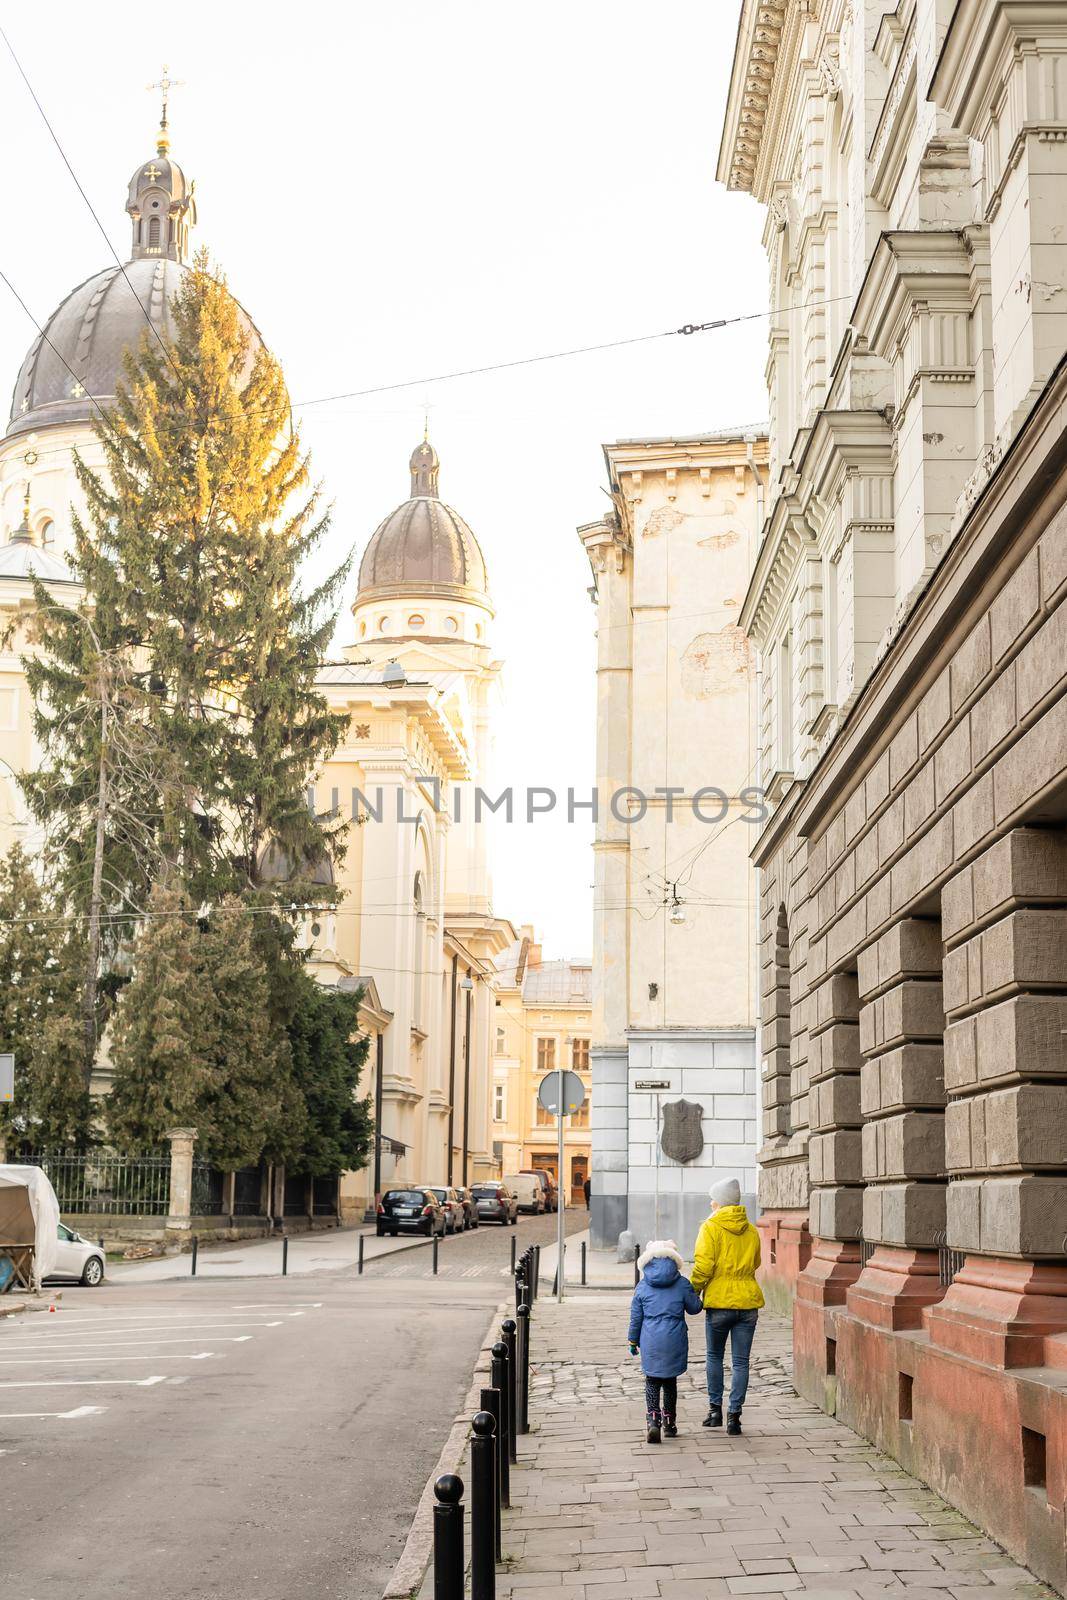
[
  {"xmin": 232, "ymin": 1165, "xmax": 266, "ymax": 1216},
  {"xmin": 312, "ymin": 1175, "xmax": 339, "ymax": 1217},
  {"xmin": 191, "ymin": 1161, "xmax": 224, "ymax": 1217},
  {"xmin": 22, "ymin": 1149, "xmax": 171, "ymax": 1216}
]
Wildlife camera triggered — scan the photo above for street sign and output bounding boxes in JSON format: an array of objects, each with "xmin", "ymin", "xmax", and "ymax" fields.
[
  {"xmin": 537, "ymin": 1070, "xmax": 585, "ymax": 1116},
  {"xmin": 0, "ymin": 1053, "xmax": 12, "ymax": 1103}
]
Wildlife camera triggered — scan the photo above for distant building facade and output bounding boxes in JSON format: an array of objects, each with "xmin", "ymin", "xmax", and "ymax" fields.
[
  {"xmin": 720, "ymin": 1, "xmax": 1067, "ymax": 1587},
  {"xmin": 492, "ymin": 931, "xmax": 592, "ymax": 1203},
  {"xmin": 578, "ymin": 433, "xmax": 768, "ymax": 1252}
]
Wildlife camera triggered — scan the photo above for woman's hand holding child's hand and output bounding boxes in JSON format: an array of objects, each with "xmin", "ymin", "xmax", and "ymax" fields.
[{"xmin": 628, "ymin": 1342, "xmax": 639, "ymax": 1356}]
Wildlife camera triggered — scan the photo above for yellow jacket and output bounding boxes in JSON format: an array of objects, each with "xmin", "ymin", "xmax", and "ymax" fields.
[{"xmin": 691, "ymin": 1205, "xmax": 765, "ymax": 1311}]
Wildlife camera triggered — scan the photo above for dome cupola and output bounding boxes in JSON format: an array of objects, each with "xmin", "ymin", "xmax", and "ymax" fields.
[{"xmin": 356, "ymin": 436, "xmax": 488, "ymax": 602}]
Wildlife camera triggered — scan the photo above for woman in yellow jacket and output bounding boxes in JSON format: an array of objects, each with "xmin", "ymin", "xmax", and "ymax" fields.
[{"xmin": 690, "ymin": 1177, "xmax": 764, "ymax": 1436}]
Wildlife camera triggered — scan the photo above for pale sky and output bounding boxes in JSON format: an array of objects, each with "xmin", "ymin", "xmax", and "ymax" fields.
[{"xmin": 0, "ymin": 0, "xmax": 769, "ymax": 959}]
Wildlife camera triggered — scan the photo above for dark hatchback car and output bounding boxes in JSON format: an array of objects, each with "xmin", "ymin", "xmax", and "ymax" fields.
[
  {"xmin": 470, "ymin": 1182, "xmax": 519, "ymax": 1226},
  {"xmin": 376, "ymin": 1188, "xmax": 446, "ymax": 1238}
]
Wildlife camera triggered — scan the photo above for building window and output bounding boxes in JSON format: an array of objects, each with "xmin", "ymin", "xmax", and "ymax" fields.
[
  {"xmin": 495, "ymin": 1026, "xmax": 506, "ymax": 1056},
  {"xmin": 444, "ymin": 616, "xmax": 458, "ymax": 634},
  {"xmin": 407, "ymin": 614, "xmax": 425, "ymax": 630},
  {"xmin": 39, "ymin": 519, "xmax": 55, "ymax": 548},
  {"xmin": 493, "ymin": 1084, "xmax": 506, "ymax": 1122},
  {"xmin": 534, "ymin": 1099, "xmax": 553, "ymax": 1127},
  {"xmin": 572, "ymin": 1102, "xmax": 589, "ymax": 1129},
  {"xmin": 823, "ymin": 556, "xmax": 838, "ymax": 706},
  {"xmin": 148, "ymin": 215, "xmax": 161, "ymax": 249},
  {"xmin": 778, "ymin": 632, "xmax": 793, "ymax": 772},
  {"xmin": 571, "ymin": 1037, "xmax": 590, "ymax": 1070},
  {"xmin": 536, "ymin": 1038, "xmax": 556, "ymax": 1073}
]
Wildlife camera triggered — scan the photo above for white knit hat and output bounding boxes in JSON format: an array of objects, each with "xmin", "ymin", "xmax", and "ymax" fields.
[{"xmin": 709, "ymin": 1177, "xmax": 741, "ymax": 1207}]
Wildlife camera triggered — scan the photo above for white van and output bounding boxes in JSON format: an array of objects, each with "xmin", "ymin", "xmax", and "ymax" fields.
[{"xmin": 504, "ymin": 1173, "xmax": 543, "ymax": 1215}]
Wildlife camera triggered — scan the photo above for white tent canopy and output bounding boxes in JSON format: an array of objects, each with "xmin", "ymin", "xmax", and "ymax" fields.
[{"xmin": 0, "ymin": 1164, "xmax": 60, "ymax": 1288}]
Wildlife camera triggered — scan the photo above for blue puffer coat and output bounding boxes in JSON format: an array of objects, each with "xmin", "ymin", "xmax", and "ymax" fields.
[{"xmin": 627, "ymin": 1244, "xmax": 703, "ymax": 1379}]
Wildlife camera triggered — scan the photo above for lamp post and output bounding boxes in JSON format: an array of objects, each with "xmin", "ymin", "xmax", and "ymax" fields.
[{"xmin": 460, "ymin": 972, "xmax": 474, "ymax": 1186}]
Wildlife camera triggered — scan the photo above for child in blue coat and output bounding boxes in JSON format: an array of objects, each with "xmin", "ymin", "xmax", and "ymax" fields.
[{"xmin": 628, "ymin": 1240, "xmax": 703, "ymax": 1443}]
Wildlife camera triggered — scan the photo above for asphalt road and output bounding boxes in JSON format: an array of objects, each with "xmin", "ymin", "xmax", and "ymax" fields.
[{"xmin": 0, "ymin": 1209, "xmax": 581, "ymax": 1600}]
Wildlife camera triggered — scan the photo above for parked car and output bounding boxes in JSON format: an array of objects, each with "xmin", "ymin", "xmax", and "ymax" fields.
[
  {"xmin": 45, "ymin": 1222, "xmax": 106, "ymax": 1287},
  {"xmin": 504, "ymin": 1172, "xmax": 544, "ymax": 1215},
  {"xmin": 376, "ymin": 1188, "xmax": 446, "ymax": 1238},
  {"xmin": 455, "ymin": 1186, "xmax": 480, "ymax": 1230},
  {"xmin": 426, "ymin": 1186, "xmax": 466, "ymax": 1234},
  {"xmin": 522, "ymin": 1169, "xmax": 559, "ymax": 1213},
  {"xmin": 470, "ymin": 1182, "xmax": 519, "ymax": 1226}
]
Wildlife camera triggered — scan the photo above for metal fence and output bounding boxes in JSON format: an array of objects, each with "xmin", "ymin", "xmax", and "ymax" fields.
[
  {"xmin": 21, "ymin": 1149, "xmax": 171, "ymax": 1216},
  {"xmin": 935, "ymin": 1232, "xmax": 966, "ymax": 1286},
  {"xmin": 191, "ymin": 1162, "xmax": 224, "ymax": 1217}
]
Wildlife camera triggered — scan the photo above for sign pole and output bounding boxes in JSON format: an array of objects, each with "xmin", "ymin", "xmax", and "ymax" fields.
[{"xmin": 556, "ymin": 1062, "xmax": 565, "ymax": 1303}]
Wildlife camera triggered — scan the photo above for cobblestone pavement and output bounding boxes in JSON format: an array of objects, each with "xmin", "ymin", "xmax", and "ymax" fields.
[{"xmin": 501, "ymin": 1294, "xmax": 1054, "ymax": 1600}]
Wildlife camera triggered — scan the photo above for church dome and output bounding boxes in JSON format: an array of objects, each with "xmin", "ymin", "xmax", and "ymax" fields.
[
  {"xmin": 357, "ymin": 439, "xmax": 488, "ymax": 599},
  {"xmin": 6, "ymin": 104, "xmax": 264, "ymax": 442}
]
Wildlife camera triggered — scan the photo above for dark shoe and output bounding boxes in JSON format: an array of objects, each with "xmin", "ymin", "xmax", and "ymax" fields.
[
  {"xmin": 663, "ymin": 1415, "xmax": 678, "ymax": 1438},
  {"xmin": 646, "ymin": 1413, "xmax": 661, "ymax": 1444},
  {"xmin": 727, "ymin": 1411, "xmax": 742, "ymax": 1435},
  {"xmin": 702, "ymin": 1404, "xmax": 723, "ymax": 1428}
]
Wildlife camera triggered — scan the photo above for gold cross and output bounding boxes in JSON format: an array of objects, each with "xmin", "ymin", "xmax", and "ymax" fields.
[
  {"xmin": 146, "ymin": 64, "xmax": 183, "ymax": 125},
  {"xmin": 144, "ymin": 163, "xmax": 162, "ymax": 182},
  {"xmin": 70, "ymin": 380, "xmax": 85, "ymax": 399}
]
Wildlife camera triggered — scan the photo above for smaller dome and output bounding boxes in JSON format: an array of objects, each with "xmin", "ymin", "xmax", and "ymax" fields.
[
  {"xmin": 356, "ymin": 439, "xmax": 488, "ymax": 600},
  {"xmin": 0, "ymin": 539, "xmax": 75, "ymax": 584}
]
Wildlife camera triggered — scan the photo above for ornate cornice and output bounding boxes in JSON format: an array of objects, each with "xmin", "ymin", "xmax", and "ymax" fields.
[{"xmin": 717, "ymin": 1, "xmax": 789, "ymax": 194}]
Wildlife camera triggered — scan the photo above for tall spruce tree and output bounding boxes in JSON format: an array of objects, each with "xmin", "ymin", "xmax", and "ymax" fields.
[
  {"xmin": 286, "ymin": 974, "xmax": 372, "ymax": 1177},
  {"xmin": 23, "ymin": 252, "xmax": 352, "ymax": 1091}
]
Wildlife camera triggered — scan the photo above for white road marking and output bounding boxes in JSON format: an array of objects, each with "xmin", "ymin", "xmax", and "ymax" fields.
[
  {"xmin": 0, "ymin": 1404, "xmax": 106, "ymax": 1419},
  {"xmin": 0, "ymin": 1375, "xmax": 167, "ymax": 1389},
  {"xmin": 1, "ymin": 1334, "xmax": 255, "ymax": 1353},
  {"xmin": 232, "ymin": 1302, "xmax": 322, "ymax": 1309},
  {"xmin": 3, "ymin": 1319, "xmax": 289, "ymax": 1340},
  {"xmin": 0, "ymin": 1352, "xmax": 217, "ymax": 1367}
]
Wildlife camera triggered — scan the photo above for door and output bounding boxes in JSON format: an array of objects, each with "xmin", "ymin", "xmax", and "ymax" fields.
[
  {"xmin": 571, "ymin": 1155, "xmax": 588, "ymax": 1206},
  {"xmin": 53, "ymin": 1222, "xmax": 82, "ymax": 1278}
]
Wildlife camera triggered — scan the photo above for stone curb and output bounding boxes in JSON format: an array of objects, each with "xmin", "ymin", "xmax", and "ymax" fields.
[
  {"xmin": 0, "ymin": 1290, "xmax": 62, "ymax": 1319},
  {"xmin": 380, "ymin": 1299, "xmax": 505, "ymax": 1600}
]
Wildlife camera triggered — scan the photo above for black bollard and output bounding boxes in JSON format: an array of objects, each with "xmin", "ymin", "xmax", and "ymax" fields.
[
  {"xmin": 491, "ymin": 1342, "xmax": 510, "ymax": 1505},
  {"xmin": 633, "ymin": 1243, "xmax": 641, "ymax": 1287},
  {"xmin": 470, "ymin": 1411, "xmax": 496, "ymax": 1600},
  {"xmin": 433, "ymin": 1232, "xmax": 439, "ymax": 1275},
  {"xmin": 358, "ymin": 1234, "xmax": 364, "ymax": 1275},
  {"xmin": 581, "ymin": 1240, "xmax": 587, "ymax": 1285},
  {"xmin": 500, "ymin": 1319, "xmax": 518, "ymax": 1464},
  {"xmin": 533, "ymin": 1244, "xmax": 541, "ymax": 1300},
  {"xmin": 510, "ymin": 1233, "xmax": 516, "ymax": 1275},
  {"xmin": 282, "ymin": 1235, "xmax": 288, "ymax": 1276},
  {"xmin": 513, "ymin": 1264, "xmax": 524, "ymax": 1317},
  {"xmin": 480, "ymin": 1387, "xmax": 502, "ymax": 1558},
  {"xmin": 516, "ymin": 1302, "xmax": 530, "ymax": 1434},
  {"xmin": 432, "ymin": 1474, "xmax": 464, "ymax": 1600},
  {"xmin": 190, "ymin": 1235, "xmax": 198, "ymax": 1277}
]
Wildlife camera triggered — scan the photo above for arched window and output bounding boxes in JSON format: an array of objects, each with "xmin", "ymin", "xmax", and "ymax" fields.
[
  {"xmin": 39, "ymin": 519, "xmax": 55, "ymax": 548},
  {"xmin": 148, "ymin": 215, "xmax": 162, "ymax": 249},
  {"xmin": 407, "ymin": 613, "xmax": 425, "ymax": 630}
]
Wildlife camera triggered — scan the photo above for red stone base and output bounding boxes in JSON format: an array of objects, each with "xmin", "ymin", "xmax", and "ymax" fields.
[
  {"xmin": 796, "ymin": 1244, "xmax": 1067, "ymax": 1594},
  {"xmin": 847, "ymin": 1246, "xmax": 945, "ymax": 1331},
  {"xmin": 755, "ymin": 1209, "xmax": 811, "ymax": 1313},
  {"xmin": 926, "ymin": 1257, "xmax": 1067, "ymax": 1368}
]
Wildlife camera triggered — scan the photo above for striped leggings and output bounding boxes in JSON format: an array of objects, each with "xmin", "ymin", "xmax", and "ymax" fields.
[{"xmin": 644, "ymin": 1375, "xmax": 677, "ymax": 1420}]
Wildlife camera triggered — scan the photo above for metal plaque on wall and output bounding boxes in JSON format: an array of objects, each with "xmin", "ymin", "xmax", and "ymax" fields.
[{"xmin": 660, "ymin": 1098, "xmax": 704, "ymax": 1164}]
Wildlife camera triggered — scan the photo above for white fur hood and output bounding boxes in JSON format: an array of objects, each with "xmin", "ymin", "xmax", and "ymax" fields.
[{"xmin": 637, "ymin": 1239, "xmax": 686, "ymax": 1272}]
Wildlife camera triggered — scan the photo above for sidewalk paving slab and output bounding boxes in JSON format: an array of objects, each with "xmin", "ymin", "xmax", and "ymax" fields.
[{"xmin": 492, "ymin": 1293, "xmax": 1057, "ymax": 1600}]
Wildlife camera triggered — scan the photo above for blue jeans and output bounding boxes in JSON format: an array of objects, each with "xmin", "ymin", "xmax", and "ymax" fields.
[{"xmin": 705, "ymin": 1308, "xmax": 758, "ymax": 1412}]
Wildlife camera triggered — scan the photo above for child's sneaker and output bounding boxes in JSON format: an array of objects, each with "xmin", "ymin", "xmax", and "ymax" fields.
[
  {"xmin": 663, "ymin": 1414, "xmax": 678, "ymax": 1438},
  {"xmin": 646, "ymin": 1413, "xmax": 661, "ymax": 1444}
]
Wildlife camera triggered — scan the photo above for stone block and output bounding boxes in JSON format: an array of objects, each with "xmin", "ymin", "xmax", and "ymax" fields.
[
  {"xmin": 812, "ymin": 970, "xmax": 860, "ymax": 1028},
  {"xmin": 861, "ymin": 978, "xmax": 945, "ymax": 1055},
  {"xmin": 943, "ymin": 944, "xmax": 970, "ymax": 1014},
  {"xmin": 877, "ymin": 797, "xmax": 906, "ymax": 867},
  {"xmin": 994, "ymin": 695, "xmax": 1067, "ymax": 827},
  {"xmin": 1015, "ymin": 590, "xmax": 1067, "ymax": 720},
  {"xmin": 980, "ymin": 908, "xmax": 1067, "ymax": 1002},
  {"xmin": 970, "ymin": 667, "xmax": 1017, "ymax": 766},
  {"xmin": 890, "ymin": 712, "xmax": 920, "ymax": 793},
  {"xmin": 761, "ymin": 1071, "xmax": 790, "ymax": 1109},
  {"xmin": 809, "ymin": 1072, "xmax": 861, "ymax": 1132},
  {"xmin": 951, "ymin": 613, "xmax": 992, "ymax": 713},
  {"xmin": 862, "ymin": 1111, "xmax": 945, "ymax": 1181},
  {"xmin": 860, "ymin": 1043, "xmax": 945, "ymax": 1114},
  {"xmin": 763, "ymin": 1105, "xmax": 791, "ymax": 1139},
  {"xmin": 808, "ymin": 1020, "xmax": 862, "ymax": 1082},
  {"xmin": 946, "ymin": 1083, "xmax": 1067, "ymax": 1173},
  {"xmin": 919, "ymin": 666, "xmax": 952, "ymax": 753},
  {"xmin": 935, "ymin": 718, "xmax": 973, "ymax": 807},
  {"xmin": 1039, "ymin": 501, "xmax": 1067, "ymax": 602},
  {"xmin": 974, "ymin": 992, "xmax": 1067, "ymax": 1086},
  {"xmin": 858, "ymin": 917, "xmax": 943, "ymax": 1001},
  {"xmin": 943, "ymin": 1015, "xmax": 978, "ymax": 1093},
  {"xmin": 809, "ymin": 1182, "xmax": 863, "ymax": 1241},
  {"xmin": 863, "ymin": 1180, "xmax": 947, "ymax": 1247},
  {"xmin": 990, "ymin": 546, "xmax": 1040, "ymax": 664},
  {"xmin": 952, "ymin": 771, "xmax": 995, "ymax": 859},
  {"xmin": 941, "ymin": 860, "xmax": 975, "ymax": 943},
  {"xmin": 865, "ymin": 749, "xmax": 891, "ymax": 819},
  {"xmin": 977, "ymin": 1175, "xmax": 1067, "ymax": 1257},
  {"xmin": 905, "ymin": 758, "xmax": 936, "ymax": 839},
  {"xmin": 809, "ymin": 1128, "xmax": 862, "ymax": 1184}
]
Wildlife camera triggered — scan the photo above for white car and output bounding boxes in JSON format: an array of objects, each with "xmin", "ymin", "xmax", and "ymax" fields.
[{"xmin": 46, "ymin": 1222, "xmax": 106, "ymax": 1287}]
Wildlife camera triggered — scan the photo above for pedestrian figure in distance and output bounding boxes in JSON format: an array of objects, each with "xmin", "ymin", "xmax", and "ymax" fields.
[
  {"xmin": 583, "ymin": 1175, "xmax": 591, "ymax": 1210},
  {"xmin": 627, "ymin": 1241, "xmax": 702, "ymax": 1444},
  {"xmin": 691, "ymin": 1178, "xmax": 764, "ymax": 1436}
]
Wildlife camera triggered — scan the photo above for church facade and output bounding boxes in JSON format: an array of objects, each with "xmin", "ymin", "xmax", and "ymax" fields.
[{"xmin": 0, "ymin": 111, "xmax": 512, "ymax": 1215}]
